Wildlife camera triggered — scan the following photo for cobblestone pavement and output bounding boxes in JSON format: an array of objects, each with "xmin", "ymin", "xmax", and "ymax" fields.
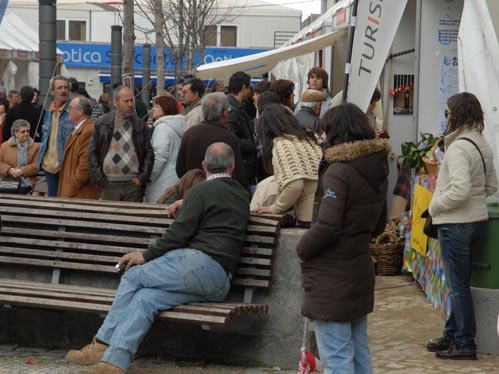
[{"xmin": 0, "ymin": 276, "xmax": 498, "ymax": 373}]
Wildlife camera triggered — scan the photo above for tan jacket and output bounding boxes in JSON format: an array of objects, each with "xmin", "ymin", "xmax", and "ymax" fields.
[
  {"xmin": 0, "ymin": 137, "xmax": 40, "ymax": 186},
  {"xmin": 58, "ymin": 118, "xmax": 99, "ymax": 199},
  {"xmin": 429, "ymin": 127, "xmax": 498, "ymax": 224}
]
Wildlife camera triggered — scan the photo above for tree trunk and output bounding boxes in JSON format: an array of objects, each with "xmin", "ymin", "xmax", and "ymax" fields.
[
  {"xmin": 176, "ymin": 0, "xmax": 184, "ymax": 76},
  {"xmin": 154, "ymin": 0, "xmax": 165, "ymax": 93},
  {"xmin": 123, "ymin": 0, "xmax": 135, "ymax": 88}
]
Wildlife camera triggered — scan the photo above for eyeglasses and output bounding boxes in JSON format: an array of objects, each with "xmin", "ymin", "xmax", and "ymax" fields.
[
  {"xmin": 16, "ymin": 130, "xmax": 29, "ymax": 134},
  {"xmin": 445, "ymin": 109, "xmax": 450, "ymax": 119}
]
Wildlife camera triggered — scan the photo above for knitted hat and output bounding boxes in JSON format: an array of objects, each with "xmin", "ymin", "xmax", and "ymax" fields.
[{"xmin": 300, "ymin": 89, "xmax": 326, "ymax": 102}]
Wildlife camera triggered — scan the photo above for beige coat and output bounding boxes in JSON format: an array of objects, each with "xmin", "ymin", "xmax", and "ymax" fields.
[
  {"xmin": 58, "ymin": 118, "xmax": 99, "ymax": 199},
  {"xmin": 0, "ymin": 137, "xmax": 40, "ymax": 186}
]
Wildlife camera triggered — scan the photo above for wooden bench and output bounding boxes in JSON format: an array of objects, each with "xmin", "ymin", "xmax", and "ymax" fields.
[{"xmin": 0, "ymin": 194, "xmax": 280, "ymax": 329}]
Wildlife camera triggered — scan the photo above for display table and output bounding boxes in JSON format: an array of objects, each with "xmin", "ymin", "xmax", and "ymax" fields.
[{"xmin": 403, "ymin": 174, "xmax": 450, "ymax": 317}]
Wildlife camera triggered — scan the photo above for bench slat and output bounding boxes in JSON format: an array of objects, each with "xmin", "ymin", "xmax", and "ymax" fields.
[
  {"xmin": 235, "ymin": 268, "xmax": 271, "ymax": 277},
  {"xmin": 0, "ymin": 256, "xmax": 115, "ymax": 273},
  {"xmin": 232, "ymin": 279, "xmax": 270, "ymax": 287},
  {"xmin": 0, "ymin": 246, "xmax": 121, "ymax": 263},
  {"xmin": 2, "ymin": 215, "xmax": 166, "ymax": 235},
  {"xmin": 0, "ymin": 206, "xmax": 171, "ymax": 227},
  {"xmin": 1, "ymin": 228, "xmax": 153, "ymax": 246},
  {"xmin": 0, "ymin": 237, "xmax": 129, "ymax": 255}
]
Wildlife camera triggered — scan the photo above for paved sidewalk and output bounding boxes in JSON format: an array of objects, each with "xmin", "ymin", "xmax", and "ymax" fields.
[{"xmin": 0, "ymin": 276, "xmax": 497, "ymax": 373}]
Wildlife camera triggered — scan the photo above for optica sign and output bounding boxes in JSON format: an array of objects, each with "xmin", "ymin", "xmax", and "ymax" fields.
[{"xmin": 57, "ymin": 42, "xmax": 268, "ymax": 70}]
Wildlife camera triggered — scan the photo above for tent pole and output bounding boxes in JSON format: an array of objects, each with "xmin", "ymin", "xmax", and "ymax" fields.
[{"xmin": 342, "ymin": 0, "xmax": 359, "ymax": 103}]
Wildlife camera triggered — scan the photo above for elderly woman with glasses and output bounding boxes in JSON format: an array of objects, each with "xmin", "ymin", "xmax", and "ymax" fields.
[{"xmin": 0, "ymin": 119, "xmax": 40, "ymax": 193}]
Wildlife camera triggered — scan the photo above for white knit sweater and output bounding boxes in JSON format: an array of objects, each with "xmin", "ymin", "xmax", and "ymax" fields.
[{"xmin": 429, "ymin": 126, "xmax": 498, "ymax": 224}]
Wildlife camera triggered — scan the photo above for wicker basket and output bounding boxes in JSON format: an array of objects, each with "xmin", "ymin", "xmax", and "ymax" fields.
[
  {"xmin": 422, "ymin": 137, "xmax": 444, "ymax": 175},
  {"xmin": 370, "ymin": 231, "xmax": 404, "ymax": 276}
]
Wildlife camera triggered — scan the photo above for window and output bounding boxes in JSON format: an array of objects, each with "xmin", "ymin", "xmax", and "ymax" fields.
[
  {"xmin": 69, "ymin": 21, "xmax": 86, "ymax": 41},
  {"xmin": 203, "ymin": 25, "xmax": 237, "ymax": 47},
  {"xmin": 57, "ymin": 20, "xmax": 66, "ymax": 40},
  {"xmin": 220, "ymin": 26, "xmax": 236, "ymax": 47},
  {"xmin": 57, "ymin": 19, "xmax": 87, "ymax": 41},
  {"xmin": 204, "ymin": 26, "xmax": 217, "ymax": 47}
]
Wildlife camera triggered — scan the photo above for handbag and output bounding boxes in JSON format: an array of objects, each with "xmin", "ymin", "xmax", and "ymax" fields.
[
  {"xmin": 421, "ymin": 209, "xmax": 438, "ymax": 239},
  {"xmin": 0, "ymin": 178, "xmax": 21, "ymax": 194}
]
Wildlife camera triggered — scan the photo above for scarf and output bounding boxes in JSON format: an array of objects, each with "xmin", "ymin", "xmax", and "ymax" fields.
[{"xmin": 15, "ymin": 138, "xmax": 32, "ymax": 187}]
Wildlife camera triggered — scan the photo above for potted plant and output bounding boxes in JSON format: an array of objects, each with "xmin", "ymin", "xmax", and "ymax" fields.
[{"xmin": 401, "ymin": 133, "xmax": 437, "ymax": 172}]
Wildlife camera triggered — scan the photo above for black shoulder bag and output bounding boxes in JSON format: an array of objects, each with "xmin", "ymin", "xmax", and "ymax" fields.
[{"xmin": 421, "ymin": 137, "xmax": 486, "ymax": 239}]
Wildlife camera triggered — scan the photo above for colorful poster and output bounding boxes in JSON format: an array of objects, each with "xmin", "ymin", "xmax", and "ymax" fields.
[{"xmin": 411, "ymin": 184, "xmax": 433, "ymax": 255}]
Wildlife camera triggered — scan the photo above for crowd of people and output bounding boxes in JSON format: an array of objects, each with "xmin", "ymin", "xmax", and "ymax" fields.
[{"xmin": 0, "ymin": 68, "xmax": 493, "ymax": 374}]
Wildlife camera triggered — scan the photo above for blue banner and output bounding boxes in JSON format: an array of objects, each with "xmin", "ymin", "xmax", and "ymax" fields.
[{"xmin": 57, "ymin": 42, "xmax": 268, "ymax": 70}]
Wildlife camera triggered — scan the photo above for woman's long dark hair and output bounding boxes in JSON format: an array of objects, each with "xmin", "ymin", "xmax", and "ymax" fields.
[
  {"xmin": 257, "ymin": 103, "xmax": 317, "ymax": 173},
  {"xmin": 446, "ymin": 92, "xmax": 484, "ymax": 134},
  {"xmin": 321, "ymin": 103, "xmax": 375, "ymax": 147}
]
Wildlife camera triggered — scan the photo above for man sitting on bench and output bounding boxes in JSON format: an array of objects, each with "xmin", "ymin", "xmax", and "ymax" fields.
[{"xmin": 65, "ymin": 142, "xmax": 250, "ymax": 374}]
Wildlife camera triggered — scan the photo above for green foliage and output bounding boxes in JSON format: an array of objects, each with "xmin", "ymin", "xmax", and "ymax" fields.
[{"xmin": 401, "ymin": 133, "xmax": 437, "ymax": 170}]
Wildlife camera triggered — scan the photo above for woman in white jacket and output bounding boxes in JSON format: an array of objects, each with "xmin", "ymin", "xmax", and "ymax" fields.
[
  {"xmin": 426, "ymin": 92, "xmax": 498, "ymax": 360},
  {"xmin": 144, "ymin": 95, "xmax": 186, "ymax": 203}
]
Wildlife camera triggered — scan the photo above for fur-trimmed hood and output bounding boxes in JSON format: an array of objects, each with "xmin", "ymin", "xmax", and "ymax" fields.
[
  {"xmin": 324, "ymin": 138, "xmax": 391, "ymax": 163},
  {"xmin": 324, "ymin": 138, "xmax": 391, "ymax": 192}
]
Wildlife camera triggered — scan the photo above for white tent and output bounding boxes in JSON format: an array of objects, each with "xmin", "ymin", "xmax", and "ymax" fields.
[
  {"xmin": 0, "ymin": 13, "xmax": 63, "ymax": 90},
  {"xmin": 0, "ymin": 13, "xmax": 39, "ymax": 59},
  {"xmin": 458, "ymin": 0, "xmax": 499, "ymax": 177},
  {"xmin": 195, "ymin": 28, "xmax": 348, "ymax": 83}
]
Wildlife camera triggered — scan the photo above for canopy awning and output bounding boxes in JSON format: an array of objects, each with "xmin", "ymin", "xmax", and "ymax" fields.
[
  {"xmin": 195, "ymin": 27, "xmax": 348, "ymax": 82},
  {"xmin": 0, "ymin": 13, "xmax": 63, "ymax": 60}
]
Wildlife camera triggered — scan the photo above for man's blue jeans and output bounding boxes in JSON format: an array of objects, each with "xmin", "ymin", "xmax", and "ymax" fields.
[
  {"xmin": 314, "ymin": 315, "xmax": 372, "ymax": 374},
  {"xmin": 45, "ymin": 171, "xmax": 60, "ymax": 197},
  {"xmin": 438, "ymin": 222, "xmax": 487, "ymax": 353},
  {"xmin": 96, "ymin": 249, "xmax": 230, "ymax": 371}
]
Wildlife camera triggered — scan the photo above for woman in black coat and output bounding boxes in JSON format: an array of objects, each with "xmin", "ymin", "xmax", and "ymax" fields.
[{"xmin": 296, "ymin": 103, "xmax": 390, "ymax": 374}]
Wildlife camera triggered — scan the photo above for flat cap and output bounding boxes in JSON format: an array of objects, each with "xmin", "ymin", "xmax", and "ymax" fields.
[{"xmin": 301, "ymin": 89, "xmax": 326, "ymax": 102}]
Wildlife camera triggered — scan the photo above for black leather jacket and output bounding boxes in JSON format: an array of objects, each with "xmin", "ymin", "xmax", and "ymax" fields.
[
  {"xmin": 227, "ymin": 94, "xmax": 257, "ymax": 185},
  {"xmin": 88, "ymin": 112, "xmax": 154, "ymax": 188}
]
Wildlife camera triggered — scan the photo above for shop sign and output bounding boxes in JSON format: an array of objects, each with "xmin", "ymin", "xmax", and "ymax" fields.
[{"xmin": 57, "ymin": 42, "xmax": 268, "ymax": 70}]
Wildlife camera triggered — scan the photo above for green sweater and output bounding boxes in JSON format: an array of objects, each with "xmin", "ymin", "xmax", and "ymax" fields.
[{"xmin": 143, "ymin": 177, "xmax": 250, "ymax": 275}]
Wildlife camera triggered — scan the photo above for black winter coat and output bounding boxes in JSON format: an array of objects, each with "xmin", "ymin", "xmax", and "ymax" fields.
[
  {"xmin": 88, "ymin": 112, "xmax": 154, "ymax": 188},
  {"xmin": 296, "ymin": 139, "xmax": 390, "ymax": 322}
]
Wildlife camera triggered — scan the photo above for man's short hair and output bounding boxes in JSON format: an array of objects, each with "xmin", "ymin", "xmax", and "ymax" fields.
[
  {"xmin": 202, "ymin": 93, "xmax": 229, "ymax": 121},
  {"xmin": 183, "ymin": 78, "xmax": 205, "ymax": 98},
  {"xmin": 50, "ymin": 75, "xmax": 69, "ymax": 91},
  {"xmin": 204, "ymin": 142, "xmax": 235, "ymax": 173},
  {"xmin": 8, "ymin": 90, "xmax": 19, "ymax": 99},
  {"xmin": 228, "ymin": 71, "xmax": 251, "ymax": 95},
  {"xmin": 177, "ymin": 74, "xmax": 194, "ymax": 85},
  {"xmin": 75, "ymin": 97, "xmax": 93, "ymax": 117},
  {"xmin": 68, "ymin": 77, "xmax": 79, "ymax": 93},
  {"xmin": 113, "ymin": 85, "xmax": 131, "ymax": 100},
  {"xmin": 20, "ymin": 86, "xmax": 34, "ymax": 103}
]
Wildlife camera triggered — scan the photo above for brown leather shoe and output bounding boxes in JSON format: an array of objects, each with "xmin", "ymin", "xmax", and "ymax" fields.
[
  {"xmin": 65, "ymin": 337, "xmax": 108, "ymax": 365},
  {"xmin": 78, "ymin": 362, "xmax": 125, "ymax": 374}
]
